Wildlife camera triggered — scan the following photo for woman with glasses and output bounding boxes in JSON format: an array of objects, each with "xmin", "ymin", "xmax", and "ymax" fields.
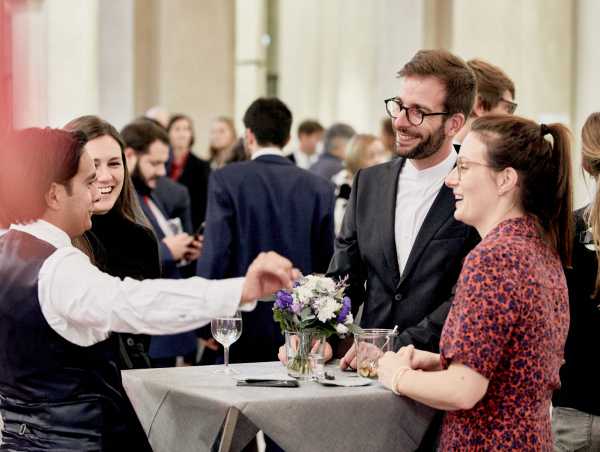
[
  {"xmin": 378, "ymin": 115, "xmax": 572, "ymax": 450},
  {"xmin": 552, "ymin": 112, "xmax": 600, "ymax": 451}
]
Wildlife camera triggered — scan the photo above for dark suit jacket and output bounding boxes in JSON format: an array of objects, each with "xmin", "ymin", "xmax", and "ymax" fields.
[
  {"xmin": 309, "ymin": 152, "xmax": 343, "ymax": 181},
  {"xmin": 328, "ymin": 157, "xmax": 479, "ymax": 352},
  {"xmin": 174, "ymin": 153, "xmax": 211, "ymax": 230},
  {"xmin": 137, "ymin": 191, "xmax": 197, "ymax": 359},
  {"xmin": 197, "ymin": 154, "xmax": 336, "ymax": 362},
  {"xmin": 153, "ymin": 177, "xmax": 193, "ymax": 234}
]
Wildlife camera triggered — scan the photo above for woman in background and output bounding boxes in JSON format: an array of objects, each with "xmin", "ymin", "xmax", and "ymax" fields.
[
  {"xmin": 332, "ymin": 134, "xmax": 387, "ymax": 234},
  {"xmin": 378, "ymin": 115, "xmax": 572, "ymax": 450},
  {"xmin": 208, "ymin": 116, "xmax": 237, "ymax": 169},
  {"xmin": 552, "ymin": 112, "xmax": 600, "ymax": 451},
  {"xmin": 167, "ymin": 113, "xmax": 211, "ymax": 230}
]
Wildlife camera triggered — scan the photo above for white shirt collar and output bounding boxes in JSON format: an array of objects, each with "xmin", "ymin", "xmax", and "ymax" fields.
[
  {"xmin": 251, "ymin": 147, "xmax": 285, "ymax": 160},
  {"xmin": 10, "ymin": 220, "xmax": 72, "ymax": 249},
  {"xmin": 403, "ymin": 149, "xmax": 457, "ymax": 181}
]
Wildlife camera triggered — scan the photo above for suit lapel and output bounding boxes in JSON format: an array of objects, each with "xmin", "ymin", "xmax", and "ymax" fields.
[
  {"xmin": 397, "ymin": 184, "xmax": 455, "ymax": 289},
  {"xmin": 382, "ymin": 158, "xmax": 405, "ymax": 287}
]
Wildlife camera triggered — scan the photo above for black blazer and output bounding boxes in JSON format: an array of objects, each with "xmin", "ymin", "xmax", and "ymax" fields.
[
  {"xmin": 175, "ymin": 153, "xmax": 211, "ymax": 230},
  {"xmin": 328, "ymin": 157, "xmax": 479, "ymax": 352},
  {"xmin": 553, "ymin": 207, "xmax": 600, "ymax": 415},
  {"xmin": 154, "ymin": 176, "xmax": 194, "ymax": 234}
]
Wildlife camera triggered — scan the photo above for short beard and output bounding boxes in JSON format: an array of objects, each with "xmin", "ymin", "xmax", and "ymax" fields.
[
  {"xmin": 396, "ymin": 121, "xmax": 447, "ymax": 161},
  {"xmin": 130, "ymin": 165, "xmax": 153, "ymax": 197}
]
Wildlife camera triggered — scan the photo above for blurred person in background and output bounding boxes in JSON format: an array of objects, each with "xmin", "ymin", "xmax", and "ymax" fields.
[
  {"xmin": 552, "ymin": 112, "xmax": 600, "ymax": 451},
  {"xmin": 167, "ymin": 114, "xmax": 211, "ymax": 230},
  {"xmin": 379, "ymin": 117, "xmax": 396, "ymax": 162},
  {"xmin": 309, "ymin": 122, "xmax": 356, "ymax": 181},
  {"xmin": 144, "ymin": 105, "xmax": 170, "ymax": 129},
  {"xmin": 197, "ymin": 97, "xmax": 335, "ymax": 365},
  {"xmin": 225, "ymin": 137, "xmax": 249, "ymax": 164},
  {"xmin": 332, "ymin": 134, "xmax": 387, "ymax": 234},
  {"xmin": 288, "ymin": 119, "xmax": 324, "ymax": 169},
  {"xmin": 122, "ymin": 119, "xmax": 202, "ymax": 367},
  {"xmin": 454, "ymin": 58, "xmax": 516, "ymax": 149},
  {"xmin": 208, "ymin": 116, "xmax": 237, "ymax": 169}
]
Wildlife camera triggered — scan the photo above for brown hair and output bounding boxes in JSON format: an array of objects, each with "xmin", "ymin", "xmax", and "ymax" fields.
[
  {"xmin": 63, "ymin": 115, "xmax": 147, "ymax": 226},
  {"xmin": 121, "ymin": 119, "xmax": 169, "ymax": 155},
  {"xmin": 209, "ymin": 116, "xmax": 237, "ymax": 162},
  {"xmin": 345, "ymin": 134, "xmax": 377, "ymax": 175},
  {"xmin": 297, "ymin": 119, "xmax": 324, "ymax": 137},
  {"xmin": 398, "ymin": 49, "xmax": 476, "ymax": 120},
  {"xmin": 581, "ymin": 112, "xmax": 600, "ymax": 293},
  {"xmin": 472, "ymin": 115, "xmax": 573, "ymax": 266},
  {"xmin": 0, "ymin": 128, "xmax": 87, "ymax": 226},
  {"xmin": 167, "ymin": 113, "xmax": 195, "ymax": 148},
  {"xmin": 467, "ymin": 59, "xmax": 515, "ymax": 113}
]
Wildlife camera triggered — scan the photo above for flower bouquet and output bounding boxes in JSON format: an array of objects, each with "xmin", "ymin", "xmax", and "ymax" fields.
[{"xmin": 273, "ymin": 275, "xmax": 361, "ymax": 379}]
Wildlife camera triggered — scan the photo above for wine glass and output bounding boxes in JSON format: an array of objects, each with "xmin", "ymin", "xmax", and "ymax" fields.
[{"xmin": 211, "ymin": 311, "xmax": 242, "ymax": 374}]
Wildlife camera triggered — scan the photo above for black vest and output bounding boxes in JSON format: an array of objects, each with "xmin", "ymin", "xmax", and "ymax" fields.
[{"xmin": 0, "ymin": 230, "xmax": 150, "ymax": 451}]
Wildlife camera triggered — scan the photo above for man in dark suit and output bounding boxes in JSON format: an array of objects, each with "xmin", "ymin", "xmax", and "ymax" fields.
[
  {"xmin": 122, "ymin": 120, "xmax": 201, "ymax": 366},
  {"xmin": 197, "ymin": 97, "xmax": 335, "ymax": 363},
  {"xmin": 309, "ymin": 122, "xmax": 355, "ymax": 181},
  {"xmin": 329, "ymin": 50, "xmax": 481, "ymax": 369}
]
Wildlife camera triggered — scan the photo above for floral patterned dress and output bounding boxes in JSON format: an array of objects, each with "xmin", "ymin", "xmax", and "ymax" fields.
[{"xmin": 439, "ymin": 216, "xmax": 569, "ymax": 451}]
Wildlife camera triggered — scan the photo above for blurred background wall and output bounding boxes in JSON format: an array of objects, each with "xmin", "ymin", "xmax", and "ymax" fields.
[{"xmin": 5, "ymin": 0, "xmax": 600, "ymax": 206}]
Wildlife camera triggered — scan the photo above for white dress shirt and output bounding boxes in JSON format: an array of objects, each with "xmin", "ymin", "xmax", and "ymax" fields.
[
  {"xmin": 9, "ymin": 220, "xmax": 254, "ymax": 347},
  {"xmin": 291, "ymin": 148, "xmax": 320, "ymax": 170},
  {"xmin": 251, "ymin": 146, "xmax": 285, "ymax": 160},
  {"xmin": 395, "ymin": 150, "xmax": 457, "ymax": 274}
]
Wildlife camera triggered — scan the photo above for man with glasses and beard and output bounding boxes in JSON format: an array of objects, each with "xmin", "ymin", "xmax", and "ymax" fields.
[
  {"xmin": 121, "ymin": 120, "xmax": 202, "ymax": 367},
  {"xmin": 327, "ymin": 49, "xmax": 481, "ymax": 366}
]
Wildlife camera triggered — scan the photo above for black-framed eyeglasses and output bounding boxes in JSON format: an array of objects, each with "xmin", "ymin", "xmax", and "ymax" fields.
[
  {"xmin": 384, "ymin": 97, "xmax": 448, "ymax": 126},
  {"xmin": 498, "ymin": 98, "xmax": 518, "ymax": 114}
]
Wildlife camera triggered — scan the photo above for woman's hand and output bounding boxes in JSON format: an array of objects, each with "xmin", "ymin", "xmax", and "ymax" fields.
[
  {"xmin": 408, "ymin": 348, "xmax": 442, "ymax": 371},
  {"xmin": 378, "ymin": 345, "xmax": 414, "ymax": 392}
]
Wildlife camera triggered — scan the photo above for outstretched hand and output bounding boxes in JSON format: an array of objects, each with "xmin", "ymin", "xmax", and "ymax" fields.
[{"xmin": 241, "ymin": 252, "xmax": 301, "ymax": 304}]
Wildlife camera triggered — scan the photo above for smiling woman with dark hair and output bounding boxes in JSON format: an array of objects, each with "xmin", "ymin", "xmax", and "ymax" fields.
[{"xmin": 64, "ymin": 116, "xmax": 161, "ymax": 371}]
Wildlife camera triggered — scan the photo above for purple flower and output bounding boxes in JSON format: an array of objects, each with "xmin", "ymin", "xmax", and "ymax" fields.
[
  {"xmin": 275, "ymin": 290, "xmax": 294, "ymax": 311},
  {"xmin": 336, "ymin": 296, "xmax": 351, "ymax": 323},
  {"xmin": 291, "ymin": 301, "xmax": 303, "ymax": 314}
]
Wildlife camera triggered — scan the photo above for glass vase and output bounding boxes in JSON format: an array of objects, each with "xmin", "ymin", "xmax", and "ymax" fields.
[{"xmin": 284, "ymin": 330, "xmax": 326, "ymax": 381}]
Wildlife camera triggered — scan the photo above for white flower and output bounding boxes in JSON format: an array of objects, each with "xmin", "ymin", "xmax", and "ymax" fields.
[
  {"xmin": 295, "ymin": 286, "xmax": 313, "ymax": 304},
  {"xmin": 335, "ymin": 323, "xmax": 349, "ymax": 334},
  {"xmin": 315, "ymin": 277, "xmax": 336, "ymax": 293},
  {"xmin": 344, "ymin": 313, "xmax": 354, "ymax": 325},
  {"xmin": 316, "ymin": 296, "xmax": 339, "ymax": 322}
]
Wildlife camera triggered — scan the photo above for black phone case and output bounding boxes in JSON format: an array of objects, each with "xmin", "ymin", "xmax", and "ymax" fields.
[{"xmin": 236, "ymin": 379, "xmax": 299, "ymax": 388}]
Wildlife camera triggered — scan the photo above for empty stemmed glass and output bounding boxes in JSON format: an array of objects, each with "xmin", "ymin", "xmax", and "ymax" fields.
[{"xmin": 211, "ymin": 311, "xmax": 242, "ymax": 374}]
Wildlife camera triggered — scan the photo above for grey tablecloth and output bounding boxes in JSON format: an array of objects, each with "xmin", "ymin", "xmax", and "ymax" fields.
[{"xmin": 122, "ymin": 362, "xmax": 436, "ymax": 452}]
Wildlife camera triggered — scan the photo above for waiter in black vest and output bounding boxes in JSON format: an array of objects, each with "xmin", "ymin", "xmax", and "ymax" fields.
[{"xmin": 0, "ymin": 128, "xmax": 298, "ymax": 451}]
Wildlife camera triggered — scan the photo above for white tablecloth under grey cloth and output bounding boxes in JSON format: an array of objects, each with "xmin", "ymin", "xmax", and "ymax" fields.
[{"xmin": 122, "ymin": 361, "xmax": 436, "ymax": 452}]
